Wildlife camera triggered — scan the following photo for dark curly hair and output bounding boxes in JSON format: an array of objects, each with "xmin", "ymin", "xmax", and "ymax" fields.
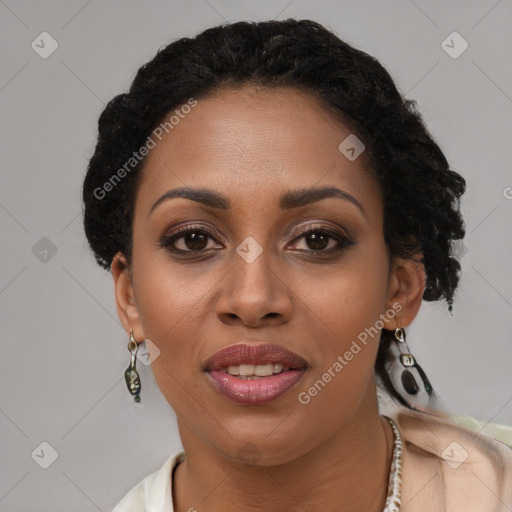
[{"xmin": 82, "ymin": 18, "xmax": 466, "ymax": 411}]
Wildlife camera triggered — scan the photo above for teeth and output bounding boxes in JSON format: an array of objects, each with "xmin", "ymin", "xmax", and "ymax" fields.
[
  {"xmin": 239, "ymin": 364, "xmax": 255, "ymax": 376},
  {"xmin": 255, "ymin": 364, "xmax": 273, "ymax": 377},
  {"xmin": 226, "ymin": 363, "xmax": 288, "ymax": 377}
]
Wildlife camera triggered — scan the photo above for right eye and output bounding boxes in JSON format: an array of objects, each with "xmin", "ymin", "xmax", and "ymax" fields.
[{"xmin": 159, "ymin": 225, "xmax": 223, "ymax": 254}]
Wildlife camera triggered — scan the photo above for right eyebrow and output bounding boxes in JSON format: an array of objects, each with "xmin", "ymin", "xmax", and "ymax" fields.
[{"xmin": 149, "ymin": 187, "xmax": 230, "ymax": 216}]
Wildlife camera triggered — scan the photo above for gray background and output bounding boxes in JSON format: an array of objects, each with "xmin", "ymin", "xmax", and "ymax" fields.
[{"xmin": 1, "ymin": 0, "xmax": 511, "ymax": 510}]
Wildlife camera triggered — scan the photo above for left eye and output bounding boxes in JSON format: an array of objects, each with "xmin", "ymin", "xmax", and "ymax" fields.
[{"xmin": 290, "ymin": 228, "xmax": 353, "ymax": 253}]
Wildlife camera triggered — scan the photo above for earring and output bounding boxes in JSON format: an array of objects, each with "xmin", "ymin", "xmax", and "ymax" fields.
[
  {"xmin": 124, "ymin": 329, "xmax": 141, "ymax": 403},
  {"xmin": 394, "ymin": 321, "xmax": 433, "ymax": 397}
]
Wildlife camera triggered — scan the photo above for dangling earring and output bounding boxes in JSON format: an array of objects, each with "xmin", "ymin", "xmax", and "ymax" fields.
[
  {"xmin": 124, "ymin": 329, "xmax": 141, "ymax": 403},
  {"xmin": 394, "ymin": 320, "xmax": 433, "ymax": 397}
]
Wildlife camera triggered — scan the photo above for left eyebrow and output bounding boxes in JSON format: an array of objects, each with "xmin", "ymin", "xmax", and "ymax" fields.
[
  {"xmin": 279, "ymin": 186, "xmax": 365, "ymax": 218},
  {"xmin": 148, "ymin": 185, "xmax": 366, "ymax": 218}
]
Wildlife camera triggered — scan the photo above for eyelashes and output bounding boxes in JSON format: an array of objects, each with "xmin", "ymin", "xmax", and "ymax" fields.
[
  {"xmin": 159, "ymin": 225, "xmax": 223, "ymax": 254},
  {"xmin": 158, "ymin": 223, "xmax": 354, "ymax": 258}
]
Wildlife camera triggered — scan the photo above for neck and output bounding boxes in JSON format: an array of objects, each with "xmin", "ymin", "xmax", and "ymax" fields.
[{"xmin": 173, "ymin": 383, "xmax": 394, "ymax": 512}]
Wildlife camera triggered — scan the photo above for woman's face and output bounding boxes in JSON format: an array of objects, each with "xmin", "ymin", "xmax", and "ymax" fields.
[{"xmin": 114, "ymin": 85, "xmax": 420, "ymax": 465}]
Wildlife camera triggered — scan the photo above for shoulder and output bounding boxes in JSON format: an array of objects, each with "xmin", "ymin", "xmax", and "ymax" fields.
[
  {"xmin": 111, "ymin": 451, "xmax": 185, "ymax": 512},
  {"xmin": 446, "ymin": 414, "xmax": 512, "ymax": 449},
  {"xmin": 386, "ymin": 407, "xmax": 512, "ymax": 512}
]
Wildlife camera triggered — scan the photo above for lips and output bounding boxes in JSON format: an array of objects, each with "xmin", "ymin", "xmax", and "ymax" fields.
[
  {"xmin": 204, "ymin": 343, "xmax": 308, "ymax": 405},
  {"xmin": 204, "ymin": 343, "xmax": 308, "ymax": 371}
]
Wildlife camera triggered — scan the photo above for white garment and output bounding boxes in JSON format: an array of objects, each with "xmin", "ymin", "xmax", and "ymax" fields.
[
  {"xmin": 112, "ymin": 451, "xmax": 183, "ymax": 512},
  {"xmin": 112, "ymin": 407, "xmax": 512, "ymax": 511}
]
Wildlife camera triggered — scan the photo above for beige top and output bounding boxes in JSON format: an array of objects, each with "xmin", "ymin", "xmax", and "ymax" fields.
[{"xmin": 112, "ymin": 407, "xmax": 512, "ymax": 511}]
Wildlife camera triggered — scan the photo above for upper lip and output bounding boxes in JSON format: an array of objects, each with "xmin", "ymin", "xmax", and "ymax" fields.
[{"xmin": 204, "ymin": 343, "xmax": 308, "ymax": 371}]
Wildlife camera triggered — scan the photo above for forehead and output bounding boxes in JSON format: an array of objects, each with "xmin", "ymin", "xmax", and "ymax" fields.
[{"xmin": 135, "ymin": 85, "xmax": 380, "ymax": 218}]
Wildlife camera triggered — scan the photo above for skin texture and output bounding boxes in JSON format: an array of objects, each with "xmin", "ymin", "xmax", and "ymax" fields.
[{"xmin": 112, "ymin": 85, "xmax": 426, "ymax": 512}]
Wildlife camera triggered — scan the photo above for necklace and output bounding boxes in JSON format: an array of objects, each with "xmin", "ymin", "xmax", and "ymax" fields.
[{"xmin": 381, "ymin": 415, "xmax": 403, "ymax": 512}]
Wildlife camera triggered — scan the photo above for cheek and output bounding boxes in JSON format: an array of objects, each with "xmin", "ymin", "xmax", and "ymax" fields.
[
  {"xmin": 130, "ymin": 251, "xmax": 223, "ymax": 406},
  {"xmin": 303, "ymin": 247, "xmax": 389, "ymax": 354},
  {"xmin": 133, "ymin": 264, "xmax": 208, "ymax": 413},
  {"xmin": 291, "ymin": 242, "xmax": 389, "ymax": 413},
  {"xmin": 292, "ymin": 268, "xmax": 388, "ymax": 431},
  {"xmin": 133, "ymin": 262, "xmax": 206, "ymax": 350},
  {"xmin": 132, "ymin": 240, "xmax": 219, "ymax": 335}
]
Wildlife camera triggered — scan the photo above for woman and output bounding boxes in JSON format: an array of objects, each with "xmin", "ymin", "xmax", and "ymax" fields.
[{"xmin": 82, "ymin": 19, "xmax": 512, "ymax": 512}]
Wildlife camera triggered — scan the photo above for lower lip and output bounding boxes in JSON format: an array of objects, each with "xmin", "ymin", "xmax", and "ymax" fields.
[{"xmin": 207, "ymin": 369, "xmax": 306, "ymax": 405}]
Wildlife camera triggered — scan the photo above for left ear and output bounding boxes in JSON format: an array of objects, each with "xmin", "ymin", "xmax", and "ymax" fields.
[{"xmin": 383, "ymin": 253, "xmax": 426, "ymax": 329}]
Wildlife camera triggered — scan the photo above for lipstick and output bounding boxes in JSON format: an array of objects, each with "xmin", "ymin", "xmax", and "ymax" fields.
[{"xmin": 204, "ymin": 343, "xmax": 308, "ymax": 405}]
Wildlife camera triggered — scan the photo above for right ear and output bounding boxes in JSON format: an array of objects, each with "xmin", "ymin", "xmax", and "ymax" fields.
[{"xmin": 111, "ymin": 252, "xmax": 145, "ymax": 341}]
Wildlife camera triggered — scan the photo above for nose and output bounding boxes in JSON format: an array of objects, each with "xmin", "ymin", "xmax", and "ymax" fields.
[{"xmin": 215, "ymin": 244, "xmax": 293, "ymax": 328}]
